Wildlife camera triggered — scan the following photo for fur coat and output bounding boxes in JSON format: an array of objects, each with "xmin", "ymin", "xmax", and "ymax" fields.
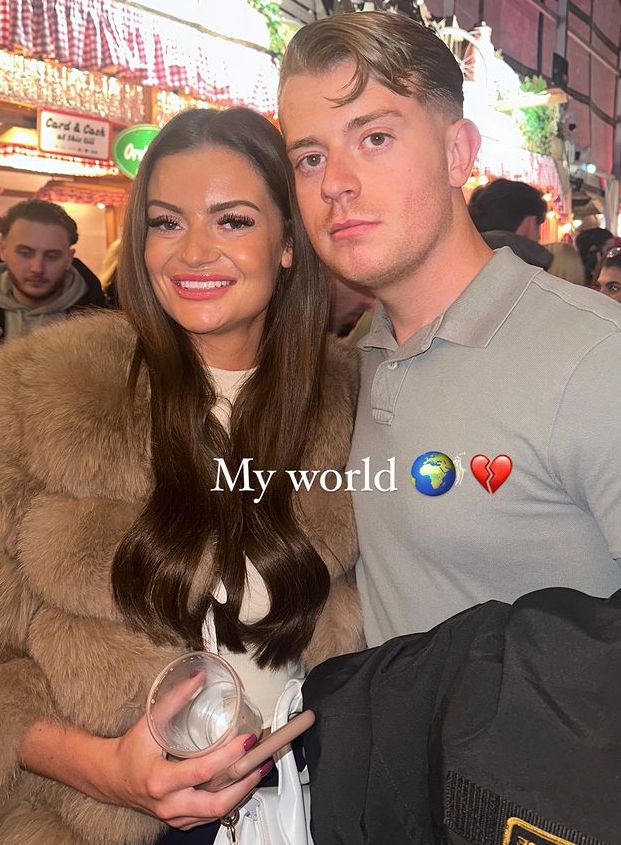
[{"xmin": 0, "ymin": 311, "xmax": 363, "ymax": 845}]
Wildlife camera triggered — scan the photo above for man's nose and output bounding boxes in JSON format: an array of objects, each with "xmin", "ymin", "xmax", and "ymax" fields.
[
  {"xmin": 30, "ymin": 254, "xmax": 45, "ymax": 275},
  {"xmin": 320, "ymin": 151, "xmax": 360, "ymax": 204}
]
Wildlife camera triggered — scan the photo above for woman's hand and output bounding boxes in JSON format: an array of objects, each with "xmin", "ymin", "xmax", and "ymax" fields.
[
  {"xmin": 105, "ymin": 713, "xmax": 264, "ymax": 829},
  {"xmin": 20, "ymin": 715, "xmax": 265, "ymax": 830}
]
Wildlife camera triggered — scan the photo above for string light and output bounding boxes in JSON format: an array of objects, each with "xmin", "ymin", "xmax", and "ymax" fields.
[
  {"xmin": 154, "ymin": 90, "xmax": 226, "ymax": 126},
  {"xmin": 0, "ymin": 50, "xmax": 146, "ymax": 125},
  {"xmin": 0, "ymin": 145, "xmax": 119, "ymax": 177}
]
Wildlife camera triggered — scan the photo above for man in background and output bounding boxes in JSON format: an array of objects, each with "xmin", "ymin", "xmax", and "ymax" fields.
[
  {"xmin": 467, "ymin": 177, "xmax": 553, "ymax": 269},
  {"xmin": 0, "ymin": 199, "xmax": 105, "ymax": 342}
]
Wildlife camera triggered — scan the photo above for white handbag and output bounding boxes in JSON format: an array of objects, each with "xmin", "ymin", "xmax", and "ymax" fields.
[{"xmin": 215, "ymin": 679, "xmax": 313, "ymax": 845}]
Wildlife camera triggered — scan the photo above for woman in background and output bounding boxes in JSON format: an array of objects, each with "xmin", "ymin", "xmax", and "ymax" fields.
[
  {"xmin": 545, "ymin": 241, "xmax": 586, "ymax": 286},
  {"xmin": 588, "ymin": 246, "xmax": 621, "ymax": 303},
  {"xmin": 0, "ymin": 107, "xmax": 363, "ymax": 845}
]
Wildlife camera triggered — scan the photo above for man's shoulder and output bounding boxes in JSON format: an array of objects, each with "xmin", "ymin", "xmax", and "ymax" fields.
[
  {"xmin": 487, "ymin": 248, "xmax": 621, "ymax": 346},
  {"xmin": 71, "ymin": 257, "xmax": 106, "ymax": 309},
  {"xmin": 526, "ymin": 268, "xmax": 621, "ymax": 336}
]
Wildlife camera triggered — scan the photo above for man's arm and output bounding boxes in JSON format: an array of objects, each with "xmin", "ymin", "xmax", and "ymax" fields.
[{"xmin": 548, "ymin": 330, "xmax": 621, "ymax": 562}]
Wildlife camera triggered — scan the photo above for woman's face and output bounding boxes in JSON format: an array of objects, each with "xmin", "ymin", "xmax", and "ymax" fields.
[
  {"xmin": 145, "ymin": 145, "xmax": 292, "ymax": 369},
  {"xmin": 589, "ymin": 265, "xmax": 621, "ymax": 304}
]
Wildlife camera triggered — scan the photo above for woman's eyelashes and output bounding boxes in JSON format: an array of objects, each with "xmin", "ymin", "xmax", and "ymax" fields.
[
  {"xmin": 147, "ymin": 214, "xmax": 180, "ymax": 231},
  {"xmin": 217, "ymin": 212, "xmax": 255, "ymax": 230},
  {"xmin": 147, "ymin": 212, "xmax": 256, "ymax": 233}
]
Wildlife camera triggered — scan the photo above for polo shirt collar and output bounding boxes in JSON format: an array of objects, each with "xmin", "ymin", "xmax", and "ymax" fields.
[{"xmin": 359, "ymin": 248, "xmax": 540, "ymax": 357}]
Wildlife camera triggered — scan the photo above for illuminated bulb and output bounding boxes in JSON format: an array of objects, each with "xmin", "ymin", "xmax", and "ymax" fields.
[
  {"xmin": 478, "ymin": 174, "xmax": 489, "ymax": 185},
  {"xmin": 546, "ymin": 210, "xmax": 556, "ymax": 219},
  {"xmin": 542, "ymin": 192, "xmax": 553, "ymax": 202},
  {"xmin": 96, "ymin": 202, "xmax": 106, "ymax": 210},
  {"xmin": 573, "ymin": 219, "xmax": 583, "ymax": 228}
]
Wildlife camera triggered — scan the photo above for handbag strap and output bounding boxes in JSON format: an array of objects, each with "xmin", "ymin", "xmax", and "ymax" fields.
[{"xmin": 272, "ymin": 679, "xmax": 311, "ymax": 839}]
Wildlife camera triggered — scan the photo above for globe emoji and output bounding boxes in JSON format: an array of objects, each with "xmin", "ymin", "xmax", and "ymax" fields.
[{"xmin": 410, "ymin": 451, "xmax": 456, "ymax": 496}]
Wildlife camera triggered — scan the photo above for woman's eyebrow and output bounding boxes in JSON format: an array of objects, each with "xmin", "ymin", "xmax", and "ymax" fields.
[{"xmin": 146, "ymin": 199, "xmax": 260, "ymax": 213}]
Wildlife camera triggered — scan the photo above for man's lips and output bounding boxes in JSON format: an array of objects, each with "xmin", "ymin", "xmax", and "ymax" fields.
[{"xmin": 328, "ymin": 220, "xmax": 378, "ymax": 240}]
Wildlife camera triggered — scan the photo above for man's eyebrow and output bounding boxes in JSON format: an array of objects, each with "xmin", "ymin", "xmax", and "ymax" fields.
[
  {"xmin": 344, "ymin": 109, "xmax": 403, "ymax": 133},
  {"xmin": 286, "ymin": 136, "xmax": 320, "ymax": 154},
  {"xmin": 146, "ymin": 199, "xmax": 260, "ymax": 213},
  {"xmin": 286, "ymin": 109, "xmax": 403, "ymax": 153}
]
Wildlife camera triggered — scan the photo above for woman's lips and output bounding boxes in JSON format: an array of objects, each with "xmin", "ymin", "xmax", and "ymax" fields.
[{"xmin": 171, "ymin": 275, "xmax": 237, "ymax": 299}]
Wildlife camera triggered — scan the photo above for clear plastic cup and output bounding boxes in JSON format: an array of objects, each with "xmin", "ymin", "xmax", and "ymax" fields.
[{"xmin": 146, "ymin": 651, "xmax": 263, "ymax": 758}]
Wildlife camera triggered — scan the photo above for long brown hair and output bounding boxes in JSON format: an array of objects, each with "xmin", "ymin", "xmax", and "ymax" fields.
[{"xmin": 112, "ymin": 108, "xmax": 330, "ymax": 668}]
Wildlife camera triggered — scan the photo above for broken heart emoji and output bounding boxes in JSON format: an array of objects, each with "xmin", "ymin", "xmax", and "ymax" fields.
[{"xmin": 470, "ymin": 454, "xmax": 513, "ymax": 493}]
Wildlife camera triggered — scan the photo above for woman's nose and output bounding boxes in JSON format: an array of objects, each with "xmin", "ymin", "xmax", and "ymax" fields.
[{"xmin": 180, "ymin": 227, "xmax": 221, "ymax": 267}]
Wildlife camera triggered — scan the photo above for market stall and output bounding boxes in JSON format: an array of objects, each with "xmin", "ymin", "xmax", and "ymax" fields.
[{"xmin": 0, "ymin": 0, "xmax": 279, "ymax": 272}]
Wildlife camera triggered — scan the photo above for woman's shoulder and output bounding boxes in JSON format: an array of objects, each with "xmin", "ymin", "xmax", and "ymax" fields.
[
  {"xmin": 0, "ymin": 311, "xmax": 151, "ymax": 499},
  {"xmin": 0, "ymin": 310, "xmax": 136, "ymax": 396},
  {"xmin": 301, "ymin": 337, "xmax": 359, "ymax": 468},
  {"xmin": 0, "ymin": 311, "xmax": 141, "ymax": 442},
  {"xmin": 323, "ymin": 334, "xmax": 360, "ymax": 402}
]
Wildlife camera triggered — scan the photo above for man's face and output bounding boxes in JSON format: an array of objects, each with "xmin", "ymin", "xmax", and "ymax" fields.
[
  {"xmin": 0, "ymin": 219, "xmax": 74, "ymax": 308},
  {"xmin": 279, "ymin": 61, "xmax": 456, "ymax": 295}
]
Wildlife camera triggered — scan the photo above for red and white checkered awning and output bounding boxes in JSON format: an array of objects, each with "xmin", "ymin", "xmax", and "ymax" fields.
[{"xmin": 0, "ymin": 0, "xmax": 279, "ymax": 115}]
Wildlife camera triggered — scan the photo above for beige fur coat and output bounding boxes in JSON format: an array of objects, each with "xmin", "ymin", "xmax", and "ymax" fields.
[{"xmin": 0, "ymin": 311, "xmax": 363, "ymax": 845}]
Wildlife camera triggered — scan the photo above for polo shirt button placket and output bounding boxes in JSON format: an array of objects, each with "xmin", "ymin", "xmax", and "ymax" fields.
[{"xmin": 387, "ymin": 361, "xmax": 398, "ymax": 370}]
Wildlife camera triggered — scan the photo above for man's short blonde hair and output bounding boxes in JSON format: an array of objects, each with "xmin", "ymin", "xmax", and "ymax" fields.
[{"xmin": 279, "ymin": 11, "xmax": 464, "ymax": 121}]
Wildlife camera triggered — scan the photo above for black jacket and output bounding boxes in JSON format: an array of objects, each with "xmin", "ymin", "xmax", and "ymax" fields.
[
  {"xmin": 482, "ymin": 231, "xmax": 553, "ymax": 269},
  {"xmin": 303, "ymin": 589, "xmax": 621, "ymax": 845}
]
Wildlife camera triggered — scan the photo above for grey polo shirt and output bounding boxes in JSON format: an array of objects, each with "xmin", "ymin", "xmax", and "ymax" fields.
[{"xmin": 350, "ymin": 247, "xmax": 621, "ymax": 646}]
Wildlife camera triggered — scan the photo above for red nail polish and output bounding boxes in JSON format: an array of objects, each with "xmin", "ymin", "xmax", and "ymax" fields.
[
  {"xmin": 259, "ymin": 759, "xmax": 274, "ymax": 778},
  {"xmin": 243, "ymin": 734, "xmax": 259, "ymax": 751}
]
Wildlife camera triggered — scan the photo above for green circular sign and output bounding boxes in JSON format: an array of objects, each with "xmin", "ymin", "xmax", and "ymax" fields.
[{"xmin": 112, "ymin": 124, "xmax": 160, "ymax": 180}]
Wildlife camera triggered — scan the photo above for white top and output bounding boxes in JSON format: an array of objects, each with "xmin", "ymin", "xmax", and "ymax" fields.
[{"xmin": 202, "ymin": 366, "xmax": 303, "ymax": 725}]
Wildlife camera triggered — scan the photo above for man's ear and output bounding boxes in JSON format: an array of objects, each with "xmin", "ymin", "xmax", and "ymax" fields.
[
  {"xmin": 67, "ymin": 247, "xmax": 75, "ymax": 269},
  {"xmin": 515, "ymin": 215, "xmax": 541, "ymax": 242},
  {"xmin": 0, "ymin": 236, "xmax": 5, "ymax": 262},
  {"xmin": 445, "ymin": 118, "xmax": 481, "ymax": 188}
]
